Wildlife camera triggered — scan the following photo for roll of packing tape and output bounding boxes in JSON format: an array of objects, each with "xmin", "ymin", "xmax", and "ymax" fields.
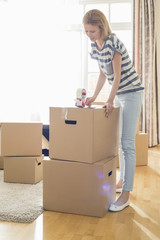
[
  {"xmin": 76, "ymin": 88, "xmax": 86, "ymax": 98},
  {"xmin": 75, "ymin": 88, "xmax": 87, "ymax": 108}
]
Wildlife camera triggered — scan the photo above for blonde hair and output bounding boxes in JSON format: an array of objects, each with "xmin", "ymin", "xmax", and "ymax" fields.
[{"xmin": 83, "ymin": 9, "xmax": 112, "ymax": 40}]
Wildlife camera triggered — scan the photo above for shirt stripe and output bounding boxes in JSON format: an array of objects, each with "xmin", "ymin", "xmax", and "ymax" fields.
[{"xmin": 90, "ymin": 35, "xmax": 144, "ymax": 95}]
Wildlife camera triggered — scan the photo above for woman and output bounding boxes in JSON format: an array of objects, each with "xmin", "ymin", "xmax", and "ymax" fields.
[{"xmin": 83, "ymin": 9, "xmax": 144, "ymax": 212}]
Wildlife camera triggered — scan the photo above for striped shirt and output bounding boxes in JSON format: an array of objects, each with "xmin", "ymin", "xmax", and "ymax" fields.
[{"xmin": 90, "ymin": 34, "xmax": 144, "ymax": 95}]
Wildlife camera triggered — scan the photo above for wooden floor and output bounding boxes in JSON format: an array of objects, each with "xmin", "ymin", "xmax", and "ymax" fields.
[{"xmin": 0, "ymin": 145, "xmax": 160, "ymax": 240}]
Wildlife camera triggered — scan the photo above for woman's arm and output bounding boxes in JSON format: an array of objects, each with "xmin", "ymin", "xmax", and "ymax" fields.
[
  {"xmin": 104, "ymin": 51, "xmax": 122, "ymax": 117},
  {"xmin": 86, "ymin": 68, "xmax": 106, "ymax": 106},
  {"xmin": 107, "ymin": 51, "xmax": 122, "ymax": 104}
]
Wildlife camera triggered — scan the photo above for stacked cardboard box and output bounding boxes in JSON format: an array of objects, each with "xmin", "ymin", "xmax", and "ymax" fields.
[
  {"xmin": 0, "ymin": 122, "xmax": 43, "ymax": 184},
  {"xmin": 43, "ymin": 106, "xmax": 120, "ymax": 217}
]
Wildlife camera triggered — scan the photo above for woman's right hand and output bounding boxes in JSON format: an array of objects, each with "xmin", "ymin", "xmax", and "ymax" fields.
[
  {"xmin": 85, "ymin": 96, "xmax": 96, "ymax": 107},
  {"xmin": 103, "ymin": 101, "xmax": 114, "ymax": 118}
]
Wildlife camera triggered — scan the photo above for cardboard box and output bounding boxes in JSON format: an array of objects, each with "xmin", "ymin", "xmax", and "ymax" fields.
[
  {"xmin": 4, "ymin": 155, "xmax": 43, "ymax": 184},
  {"xmin": 136, "ymin": 119, "xmax": 140, "ymax": 135},
  {"xmin": 135, "ymin": 133, "xmax": 148, "ymax": 165},
  {"xmin": 49, "ymin": 107, "xmax": 120, "ymax": 163},
  {"xmin": 43, "ymin": 156, "xmax": 116, "ymax": 217},
  {"xmin": 0, "ymin": 156, "xmax": 3, "ymax": 169},
  {"xmin": 93, "ymin": 102, "xmax": 139, "ymax": 134},
  {"xmin": 0, "ymin": 122, "xmax": 42, "ymax": 156},
  {"xmin": 116, "ymin": 133, "xmax": 148, "ymax": 167}
]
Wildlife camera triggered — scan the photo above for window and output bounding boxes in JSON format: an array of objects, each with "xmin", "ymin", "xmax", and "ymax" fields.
[{"xmin": 0, "ymin": 0, "xmax": 133, "ymax": 122}]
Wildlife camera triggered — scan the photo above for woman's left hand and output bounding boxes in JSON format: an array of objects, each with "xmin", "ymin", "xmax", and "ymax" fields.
[{"xmin": 103, "ymin": 101, "xmax": 114, "ymax": 118}]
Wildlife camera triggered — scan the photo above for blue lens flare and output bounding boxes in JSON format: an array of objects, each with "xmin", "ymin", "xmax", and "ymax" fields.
[
  {"xmin": 102, "ymin": 184, "xmax": 111, "ymax": 191},
  {"xmin": 97, "ymin": 173, "xmax": 104, "ymax": 178}
]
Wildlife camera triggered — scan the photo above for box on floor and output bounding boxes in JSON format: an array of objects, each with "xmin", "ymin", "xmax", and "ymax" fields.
[
  {"xmin": 43, "ymin": 156, "xmax": 116, "ymax": 217},
  {"xmin": 0, "ymin": 156, "xmax": 3, "ymax": 169},
  {"xmin": 49, "ymin": 107, "xmax": 120, "ymax": 163},
  {"xmin": 4, "ymin": 155, "xmax": 43, "ymax": 184},
  {"xmin": 135, "ymin": 133, "xmax": 148, "ymax": 165},
  {"xmin": 116, "ymin": 133, "xmax": 148, "ymax": 167},
  {"xmin": 0, "ymin": 122, "xmax": 42, "ymax": 156}
]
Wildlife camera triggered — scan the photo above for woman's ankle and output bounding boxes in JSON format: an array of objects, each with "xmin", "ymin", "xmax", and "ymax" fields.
[{"xmin": 116, "ymin": 179, "xmax": 123, "ymax": 188}]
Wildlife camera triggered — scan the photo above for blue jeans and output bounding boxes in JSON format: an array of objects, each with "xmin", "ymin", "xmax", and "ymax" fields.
[{"xmin": 115, "ymin": 91, "xmax": 144, "ymax": 191}]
